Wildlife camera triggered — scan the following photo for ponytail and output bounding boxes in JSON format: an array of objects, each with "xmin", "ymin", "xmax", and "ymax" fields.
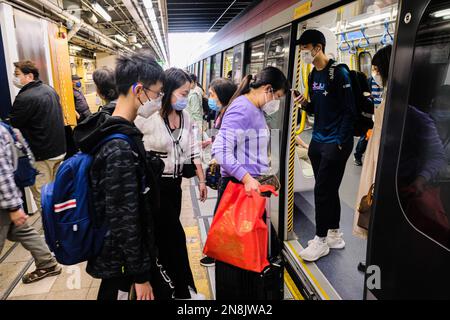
[{"xmin": 224, "ymin": 67, "xmax": 289, "ymax": 112}]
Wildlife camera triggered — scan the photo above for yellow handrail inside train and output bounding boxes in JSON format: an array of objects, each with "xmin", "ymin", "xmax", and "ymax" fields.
[{"xmin": 296, "ymin": 62, "xmax": 310, "ymax": 136}]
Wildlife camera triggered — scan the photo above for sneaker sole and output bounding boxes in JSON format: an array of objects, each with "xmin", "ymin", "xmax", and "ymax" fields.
[
  {"xmin": 200, "ymin": 262, "xmax": 215, "ymax": 267},
  {"xmin": 300, "ymin": 247, "xmax": 330, "ymax": 262},
  {"xmin": 328, "ymin": 242, "xmax": 346, "ymax": 249}
]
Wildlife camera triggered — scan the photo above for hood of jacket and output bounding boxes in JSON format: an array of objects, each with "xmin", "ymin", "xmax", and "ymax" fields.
[{"xmin": 73, "ymin": 111, "xmax": 143, "ymax": 154}]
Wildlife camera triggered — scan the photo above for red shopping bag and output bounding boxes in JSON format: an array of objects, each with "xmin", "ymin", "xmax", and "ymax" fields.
[{"xmin": 203, "ymin": 182, "xmax": 278, "ymax": 273}]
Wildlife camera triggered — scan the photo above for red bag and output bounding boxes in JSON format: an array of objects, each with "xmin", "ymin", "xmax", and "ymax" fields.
[{"xmin": 203, "ymin": 182, "xmax": 278, "ymax": 273}]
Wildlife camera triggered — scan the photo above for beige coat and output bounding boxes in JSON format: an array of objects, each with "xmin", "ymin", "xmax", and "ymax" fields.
[{"xmin": 353, "ymin": 90, "xmax": 387, "ymax": 239}]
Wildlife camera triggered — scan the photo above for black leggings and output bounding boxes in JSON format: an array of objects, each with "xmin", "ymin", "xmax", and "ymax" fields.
[{"xmin": 155, "ymin": 177, "xmax": 196, "ymax": 299}]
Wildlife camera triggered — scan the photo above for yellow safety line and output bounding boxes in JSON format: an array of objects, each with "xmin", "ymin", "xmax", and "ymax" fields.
[
  {"xmin": 287, "ymin": 242, "xmax": 330, "ymax": 300},
  {"xmin": 284, "ymin": 270, "xmax": 304, "ymax": 300}
]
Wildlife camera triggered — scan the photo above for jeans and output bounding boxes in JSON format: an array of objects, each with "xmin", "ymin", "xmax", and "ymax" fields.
[
  {"xmin": 354, "ymin": 135, "xmax": 368, "ymax": 162},
  {"xmin": 308, "ymin": 140, "xmax": 353, "ymax": 237}
]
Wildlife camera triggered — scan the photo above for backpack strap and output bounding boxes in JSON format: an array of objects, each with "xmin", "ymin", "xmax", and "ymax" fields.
[{"xmin": 92, "ymin": 133, "xmax": 139, "ymax": 155}]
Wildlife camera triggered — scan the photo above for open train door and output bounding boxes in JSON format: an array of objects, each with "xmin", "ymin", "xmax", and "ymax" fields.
[{"xmin": 366, "ymin": 0, "xmax": 450, "ymax": 299}]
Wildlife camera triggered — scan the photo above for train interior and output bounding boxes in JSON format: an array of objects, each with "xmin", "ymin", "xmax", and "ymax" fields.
[{"xmin": 286, "ymin": 0, "xmax": 399, "ymax": 300}]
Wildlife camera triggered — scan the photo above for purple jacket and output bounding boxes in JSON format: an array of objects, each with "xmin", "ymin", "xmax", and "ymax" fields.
[{"xmin": 212, "ymin": 95, "xmax": 270, "ymax": 181}]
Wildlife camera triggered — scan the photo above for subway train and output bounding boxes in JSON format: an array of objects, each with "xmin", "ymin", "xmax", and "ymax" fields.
[{"xmin": 188, "ymin": 0, "xmax": 450, "ymax": 300}]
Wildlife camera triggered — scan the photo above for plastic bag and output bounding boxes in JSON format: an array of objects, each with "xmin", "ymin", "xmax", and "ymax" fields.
[{"xmin": 203, "ymin": 182, "xmax": 277, "ymax": 273}]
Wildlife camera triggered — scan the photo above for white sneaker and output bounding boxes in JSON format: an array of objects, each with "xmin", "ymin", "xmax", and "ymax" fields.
[
  {"xmin": 300, "ymin": 236, "xmax": 330, "ymax": 262},
  {"xmin": 327, "ymin": 229, "xmax": 345, "ymax": 249},
  {"xmin": 307, "ymin": 230, "xmax": 346, "ymax": 249}
]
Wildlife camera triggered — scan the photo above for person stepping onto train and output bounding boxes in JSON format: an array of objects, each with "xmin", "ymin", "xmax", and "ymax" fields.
[
  {"xmin": 294, "ymin": 29, "xmax": 356, "ymax": 262},
  {"xmin": 212, "ymin": 67, "xmax": 289, "ymax": 299},
  {"xmin": 135, "ymin": 68, "xmax": 207, "ymax": 300}
]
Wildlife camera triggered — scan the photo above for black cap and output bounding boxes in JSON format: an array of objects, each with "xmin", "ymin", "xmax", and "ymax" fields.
[
  {"xmin": 299, "ymin": 29, "xmax": 326, "ymax": 47},
  {"xmin": 72, "ymin": 75, "xmax": 82, "ymax": 81}
]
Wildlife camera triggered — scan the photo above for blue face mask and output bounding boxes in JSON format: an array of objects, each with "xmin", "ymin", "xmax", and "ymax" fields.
[
  {"xmin": 75, "ymin": 81, "xmax": 82, "ymax": 88},
  {"xmin": 172, "ymin": 95, "xmax": 188, "ymax": 111},
  {"xmin": 208, "ymin": 98, "xmax": 220, "ymax": 112}
]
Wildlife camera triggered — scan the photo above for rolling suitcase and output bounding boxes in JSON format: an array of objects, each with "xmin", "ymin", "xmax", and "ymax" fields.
[{"xmin": 215, "ymin": 196, "xmax": 285, "ymax": 300}]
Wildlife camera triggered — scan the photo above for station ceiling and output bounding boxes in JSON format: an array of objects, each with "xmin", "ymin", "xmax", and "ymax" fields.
[{"xmin": 167, "ymin": 0, "xmax": 260, "ymax": 33}]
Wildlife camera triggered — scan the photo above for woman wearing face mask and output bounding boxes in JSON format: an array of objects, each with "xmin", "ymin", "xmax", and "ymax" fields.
[
  {"xmin": 201, "ymin": 78, "xmax": 237, "ymax": 149},
  {"xmin": 354, "ymin": 45, "xmax": 392, "ymax": 240},
  {"xmin": 135, "ymin": 68, "xmax": 207, "ymax": 300},
  {"xmin": 211, "ymin": 66, "xmax": 289, "ymax": 299}
]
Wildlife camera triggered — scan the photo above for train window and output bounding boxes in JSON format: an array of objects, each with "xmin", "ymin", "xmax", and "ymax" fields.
[
  {"xmin": 246, "ymin": 37, "xmax": 265, "ymax": 76},
  {"xmin": 232, "ymin": 43, "xmax": 245, "ymax": 84},
  {"xmin": 203, "ymin": 57, "xmax": 211, "ymax": 89},
  {"xmin": 222, "ymin": 48, "xmax": 233, "ymax": 81},
  {"xmin": 265, "ymin": 26, "xmax": 291, "ymax": 75},
  {"xmin": 211, "ymin": 52, "xmax": 221, "ymax": 80},
  {"xmin": 397, "ymin": 0, "xmax": 450, "ymax": 249},
  {"xmin": 358, "ymin": 51, "xmax": 372, "ymax": 78}
]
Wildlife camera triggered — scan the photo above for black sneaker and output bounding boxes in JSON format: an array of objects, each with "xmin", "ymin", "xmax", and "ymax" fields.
[
  {"xmin": 354, "ymin": 157, "xmax": 363, "ymax": 166},
  {"xmin": 200, "ymin": 256, "xmax": 215, "ymax": 267}
]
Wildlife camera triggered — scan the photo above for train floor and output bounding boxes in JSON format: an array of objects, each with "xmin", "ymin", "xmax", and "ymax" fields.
[
  {"xmin": 293, "ymin": 131, "xmax": 367, "ymax": 300},
  {"xmin": 0, "ymin": 178, "xmax": 296, "ymax": 300}
]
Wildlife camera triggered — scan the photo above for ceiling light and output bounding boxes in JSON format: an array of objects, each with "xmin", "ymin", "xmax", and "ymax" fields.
[
  {"xmin": 114, "ymin": 34, "xmax": 127, "ymax": 43},
  {"xmin": 92, "ymin": 2, "xmax": 112, "ymax": 22},
  {"xmin": 135, "ymin": 43, "xmax": 142, "ymax": 49},
  {"xmin": 430, "ymin": 8, "xmax": 450, "ymax": 18},
  {"xmin": 71, "ymin": 45, "xmax": 83, "ymax": 51},
  {"xmin": 143, "ymin": 0, "xmax": 153, "ymax": 9},
  {"xmin": 349, "ymin": 12, "xmax": 392, "ymax": 26},
  {"xmin": 147, "ymin": 8, "xmax": 157, "ymax": 22}
]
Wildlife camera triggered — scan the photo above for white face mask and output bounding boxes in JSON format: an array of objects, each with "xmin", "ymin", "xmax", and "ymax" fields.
[
  {"xmin": 301, "ymin": 49, "xmax": 316, "ymax": 65},
  {"xmin": 262, "ymin": 91, "xmax": 281, "ymax": 116},
  {"xmin": 137, "ymin": 96, "xmax": 162, "ymax": 118},
  {"xmin": 372, "ymin": 72, "xmax": 383, "ymax": 87},
  {"xmin": 13, "ymin": 76, "xmax": 24, "ymax": 89}
]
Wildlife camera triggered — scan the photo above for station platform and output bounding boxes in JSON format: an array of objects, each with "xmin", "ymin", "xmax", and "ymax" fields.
[{"xmin": 0, "ymin": 179, "xmax": 296, "ymax": 300}]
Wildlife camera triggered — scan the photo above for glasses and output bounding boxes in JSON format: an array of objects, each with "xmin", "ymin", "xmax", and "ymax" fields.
[{"xmin": 144, "ymin": 87, "xmax": 164, "ymax": 99}]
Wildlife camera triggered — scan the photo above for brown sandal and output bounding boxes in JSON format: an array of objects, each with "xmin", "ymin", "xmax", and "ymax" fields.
[{"xmin": 22, "ymin": 265, "xmax": 62, "ymax": 284}]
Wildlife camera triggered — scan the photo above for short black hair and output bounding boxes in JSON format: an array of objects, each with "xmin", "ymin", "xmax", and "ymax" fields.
[
  {"xmin": 299, "ymin": 29, "xmax": 326, "ymax": 52},
  {"xmin": 14, "ymin": 60, "xmax": 39, "ymax": 80},
  {"xmin": 115, "ymin": 50, "xmax": 165, "ymax": 95},
  {"xmin": 372, "ymin": 45, "xmax": 392, "ymax": 87},
  {"xmin": 93, "ymin": 67, "xmax": 118, "ymax": 102},
  {"xmin": 209, "ymin": 78, "xmax": 237, "ymax": 107},
  {"xmin": 160, "ymin": 68, "xmax": 192, "ymax": 119},
  {"xmin": 189, "ymin": 73, "xmax": 197, "ymax": 83}
]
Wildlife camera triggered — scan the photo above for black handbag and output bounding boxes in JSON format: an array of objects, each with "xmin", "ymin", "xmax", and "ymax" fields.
[
  {"xmin": 182, "ymin": 159, "xmax": 197, "ymax": 179},
  {"xmin": 146, "ymin": 151, "xmax": 165, "ymax": 179}
]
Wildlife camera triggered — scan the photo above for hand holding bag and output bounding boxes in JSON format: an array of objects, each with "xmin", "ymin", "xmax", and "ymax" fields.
[{"xmin": 203, "ymin": 182, "xmax": 278, "ymax": 273}]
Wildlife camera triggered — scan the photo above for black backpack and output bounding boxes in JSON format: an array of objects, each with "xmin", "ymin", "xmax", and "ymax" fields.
[{"xmin": 308, "ymin": 60, "xmax": 374, "ymax": 137}]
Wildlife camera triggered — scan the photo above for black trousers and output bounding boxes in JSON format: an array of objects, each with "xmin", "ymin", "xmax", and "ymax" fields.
[
  {"xmin": 308, "ymin": 139, "xmax": 353, "ymax": 237},
  {"xmin": 97, "ymin": 276, "xmax": 133, "ymax": 300},
  {"xmin": 156, "ymin": 177, "xmax": 196, "ymax": 299}
]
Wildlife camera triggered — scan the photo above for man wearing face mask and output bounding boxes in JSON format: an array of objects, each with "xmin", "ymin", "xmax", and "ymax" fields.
[
  {"xmin": 9, "ymin": 60, "xmax": 66, "ymax": 216},
  {"xmin": 294, "ymin": 29, "xmax": 356, "ymax": 262},
  {"xmin": 72, "ymin": 75, "xmax": 91, "ymax": 123},
  {"xmin": 73, "ymin": 51, "xmax": 166, "ymax": 300}
]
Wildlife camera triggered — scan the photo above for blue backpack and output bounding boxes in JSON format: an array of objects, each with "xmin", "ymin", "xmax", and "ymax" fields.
[
  {"xmin": 0, "ymin": 122, "xmax": 38, "ymax": 188},
  {"xmin": 41, "ymin": 133, "xmax": 137, "ymax": 265}
]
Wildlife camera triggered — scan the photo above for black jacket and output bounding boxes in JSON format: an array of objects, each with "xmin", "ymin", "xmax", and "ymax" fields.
[
  {"xmin": 73, "ymin": 89, "xmax": 91, "ymax": 122},
  {"xmin": 9, "ymin": 81, "xmax": 66, "ymax": 161},
  {"xmin": 73, "ymin": 112, "xmax": 159, "ymax": 282}
]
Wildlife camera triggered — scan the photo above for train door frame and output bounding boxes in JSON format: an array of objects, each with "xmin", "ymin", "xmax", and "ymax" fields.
[{"xmin": 365, "ymin": 0, "xmax": 450, "ymax": 299}]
